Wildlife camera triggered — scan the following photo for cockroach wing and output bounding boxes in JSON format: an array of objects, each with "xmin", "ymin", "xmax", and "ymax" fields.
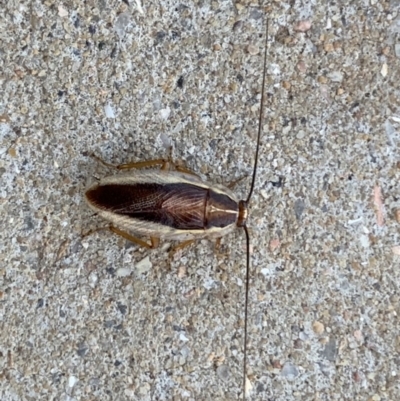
[
  {"xmin": 85, "ymin": 170, "xmax": 239, "ymax": 240},
  {"xmin": 86, "ymin": 182, "xmax": 207, "ymax": 229}
]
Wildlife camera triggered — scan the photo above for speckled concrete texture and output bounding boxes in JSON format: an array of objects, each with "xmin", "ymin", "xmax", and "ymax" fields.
[{"xmin": 1, "ymin": 1, "xmax": 400, "ymax": 400}]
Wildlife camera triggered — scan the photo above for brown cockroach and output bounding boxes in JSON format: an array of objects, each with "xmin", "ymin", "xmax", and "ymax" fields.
[{"xmin": 85, "ymin": 19, "xmax": 269, "ymax": 400}]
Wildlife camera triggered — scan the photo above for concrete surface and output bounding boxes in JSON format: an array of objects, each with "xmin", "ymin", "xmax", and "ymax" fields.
[{"xmin": 1, "ymin": 1, "xmax": 400, "ymax": 400}]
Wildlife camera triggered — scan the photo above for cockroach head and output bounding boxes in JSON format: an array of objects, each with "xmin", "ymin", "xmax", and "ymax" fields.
[{"xmin": 237, "ymin": 200, "xmax": 248, "ymax": 228}]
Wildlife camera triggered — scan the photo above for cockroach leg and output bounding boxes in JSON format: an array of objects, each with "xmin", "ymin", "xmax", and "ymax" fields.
[
  {"xmin": 110, "ymin": 226, "xmax": 159, "ymax": 249},
  {"xmin": 82, "ymin": 225, "xmax": 110, "ymax": 238},
  {"xmin": 117, "ymin": 158, "xmax": 168, "ymax": 170},
  {"xmin": 160, "ymin": 160, "xmax": 171, "ymax": 171},
  {"xmin": 167, "ymin": 145, "xmax": 200, "ymax": 176},
  {"xmin": 169, "ymin": 238, "xmax": 228, "ymax": 261},
  {"xmin": 226, "ymin": 175, "xmax": 248, "ymax": 189},
  {"xmin": 119, "ymin": 158, "xmax": 199, "ymax": 176},
  {"xmin": 90, "ymin": 153, "xmax": 119, "ymax": 169},
  {"xmin": 214, "ymin": 237, "xmax": 229, "ymax": 258},
  {"xmin": 91, "ymin": 150, "xmax": 199, "ymax": 176},
  {"xmin": 168, "ymin": 239, "xmax": 195, "ymax": 258},
  {"xmin": 90, "ymin": 153, "xmax": 168, "ymax": 170},
  {"xmin": 150, "ymin": 237, "xmax": 160, "ymax": 248},
  {"xmin": 174, "ymin": 163, "xmax": 200, "ymax": 176},
  {"xmin": 82, "ymin": 225, "xmax": 158, "ymax": 249},
  {"xmin": 117, "ymin": 146, "xmax": 181, "ymax": 171},
  {"xmin": 90, "ymin": 153, "xmax": 169, "ymax": 170}
]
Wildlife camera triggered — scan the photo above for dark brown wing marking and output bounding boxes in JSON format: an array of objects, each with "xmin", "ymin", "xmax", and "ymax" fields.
[
  {"xmin": 86, "ymin": 183, "xmax": 207, "ymax": 229},
  {"xmin": 86, "ymin": 182, "xmax": 239, "ymax": 230}
]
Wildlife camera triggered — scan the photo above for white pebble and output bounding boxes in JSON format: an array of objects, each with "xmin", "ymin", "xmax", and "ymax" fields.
[
  {"xmin": 359, "ymin": 235, "xmax": 370, "ymax": 248},
  {"xmin": 136, "ymin": 256, "xmax": 152, "ymax": 274},
  {"xmin": 159, "ymin": 107, "xmax": 171, "ymax": 120},
  {"xmin": 116, "ymin": 267, "xmax": 131, "ymax": 277},
  {"xmin": 380, "ymin": 63, "xmax": 388, "ymax": 77},
  {"xmin": 104, "ymin": 104, "xmax": 115, "ymax": 119},
  {"xmin": 58, "ymin": 6, "xmax": 68, "ymax": 17},
  {"xmin": 328, "ymin": 71, "xmax": 343, "ymax": 82},
  {"xmin": 68, "ymin": 375, "xmax": 78, "ymax": 387}
]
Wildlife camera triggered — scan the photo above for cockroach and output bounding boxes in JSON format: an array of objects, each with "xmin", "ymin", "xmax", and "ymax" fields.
[{"xmin": 85, "ymin": 19, "xmax": 269, "ymax": 400}]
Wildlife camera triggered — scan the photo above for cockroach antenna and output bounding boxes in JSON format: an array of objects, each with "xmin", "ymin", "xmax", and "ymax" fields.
[{"xmin": 240, "ymin": 17, "xmax": 269, "ymax": 399}]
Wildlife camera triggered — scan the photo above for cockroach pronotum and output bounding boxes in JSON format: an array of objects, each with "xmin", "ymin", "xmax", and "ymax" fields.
[{"xmin": 85, "ymin": 19, "xmax": 269, "ymax": 400}]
